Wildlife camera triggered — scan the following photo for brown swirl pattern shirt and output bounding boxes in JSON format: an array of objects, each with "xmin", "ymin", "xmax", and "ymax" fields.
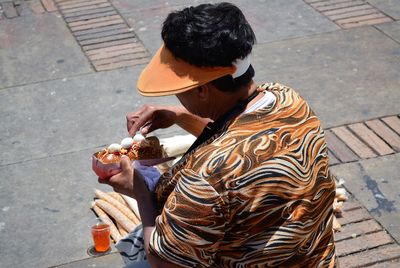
[{"xmin": 149, "ymin": 83, "xmax": 337, "ymax": 267}]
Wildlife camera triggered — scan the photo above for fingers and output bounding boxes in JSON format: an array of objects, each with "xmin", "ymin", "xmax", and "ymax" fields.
[
  {"xmin": 126, "ymin": 105, "xmax": 155, "ymax": 136},
  {"xmin": 119, "ymin": 155, "xmax": 132, "ymax": 174}
]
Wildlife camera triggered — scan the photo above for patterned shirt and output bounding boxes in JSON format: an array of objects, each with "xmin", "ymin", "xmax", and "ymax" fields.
[{"xmin": 150, "ymin": 83, "xmax": 337, "ymax": 267}]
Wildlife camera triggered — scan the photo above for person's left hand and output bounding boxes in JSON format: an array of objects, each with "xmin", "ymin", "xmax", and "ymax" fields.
[{"xmin": 98, "ymin": 155, "xmax": 149, "ymax": 198}]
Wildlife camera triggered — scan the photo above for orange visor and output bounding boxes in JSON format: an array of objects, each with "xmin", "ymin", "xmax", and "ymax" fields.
[{"xmin": 137, "ymin": 44, "xmax": 236, "ymax": 97}]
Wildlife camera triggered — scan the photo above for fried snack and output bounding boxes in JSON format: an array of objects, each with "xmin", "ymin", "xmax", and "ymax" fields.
[
  {"xmin": 108, "ymin": 192, "xmax": 129, "ymax": 207},
  {"xmin": 94, "ymin": 199, "xmax": 136, "ymax": 232},
  {"xmin": 96, "ymin": 135, "xmax": 164, "ymax": 164},
  {"xmin": 95, "ymin": 190, "xmax": 141, "ymax": 226},
  {"xmin": 117, "ymin": 222, "xmax": 129, "ymax": 237}
]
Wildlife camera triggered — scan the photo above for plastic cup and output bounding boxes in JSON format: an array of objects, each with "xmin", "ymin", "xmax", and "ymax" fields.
[{"xmin": 91, "ymin": 219, "xmax": 110, "ymax": 252}]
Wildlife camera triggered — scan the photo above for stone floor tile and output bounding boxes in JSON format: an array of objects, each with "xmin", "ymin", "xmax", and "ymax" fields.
[
  {"xmin": 0, "ymin": 67, "xmax": 182, "ymax": 167},
  {"xmin": 251, "ymin": 27, "xmax": 400, "ymax": 128},
  {"xmin": 376, "ymin": 20, "xmax": 400, "ymax": 44},
  {"xmin": 0, "ymin": 13, "xmax": 92, "ymax": 88},
  {"xmin": 368, "ymin": 0, "xmax": 400, "ymax": 20},
  {"xmin": 331, "ymin": 153, "xmax": 400, "ymax": 244}
]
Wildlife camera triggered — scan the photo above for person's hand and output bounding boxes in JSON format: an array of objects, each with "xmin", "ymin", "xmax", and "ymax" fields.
[
  {"xmin": 126, "ymin": 105, "xmax": 180, "ymax": 136},
  {"xmin": 98, "ymin": 156, "xmax": 148, "ymax": 198}
]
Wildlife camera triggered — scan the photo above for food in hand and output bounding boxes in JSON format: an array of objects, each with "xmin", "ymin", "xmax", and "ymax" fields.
[
  {"xmin": 92, "ymin": 134, "xmax": 165, "ymax": 178},
  {"xmin": 95, "ymin": 134, "xmax": 164, "ymax": 164}
]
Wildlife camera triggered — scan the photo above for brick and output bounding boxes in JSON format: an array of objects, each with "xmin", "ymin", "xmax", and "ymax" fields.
[
  {"xmin": 312, "ymin": 0, "xmax": 362, "ymax": 8},
  {"xmin": 328, "ymin": 8, "xmax": 379, "ymax": 21},
  {"xmin": 29, "ymin": 0, "xmax": 45, "ymax": 14},
  {"xmin": 323, "ymin": 4, "xmax": 373, "ymax": 16},
  {"xmin": 60, "ymin": 2, "xmax": 110, "ymax": 14},
  {"xmin": 88, "ymin": 46, "xmax": 146, "ymax": 60},
  {"xmin": 340, "ymin": 17, "xmax": 393, "ymax": 28},
  {"xmin": 334, "ymin": 219, "xmax": 382, "ymax": 242},
  {"xmin": 63, "ymin": 6, "xmax": 114, "ymax": 19},
  {"xmin": 338, "ymin": 208, "xmax": 372, "ymax": 226},
  {"xmin": 92, "ymin": 52, "xmax": 148, "ymax": 66},
  {"xmin": 76, "ymin": 27, "xmax": 132, "ymax": 41},
  {"xmin": 312, "ymin": 0, "xmax": 365, "ymax": 12},
  {"xmin": 58, "ymin": 0, "xmax": 107, "ymax": 10},
  {"xmin": 65, "ymin": 10, "xmax": 116, "ymax": 23},
  {"xmin": 325, "ymin": 130, "xmax": 359, "ymax": 163},
  {"xmin": 382, "ymin": 116, "xmax": 400, "ymax": 135},
  {"xmin": 332, "ymin": 126, "xmax": 376, "ymax": 159},
  {"xmin": 339, "ymin": 244, "xmax": 400, "ymax": 267},
  {"xmin": 336, "ymin": 13, "xmax": 388, "ymax": 24},
  {"xmin": 56, "ymin": 0, "xmax": 99, "ymax": 5},
  {"xmin": 68, "ymin": 14, "xmax": 121, "ymax": 27},
  {"xmin": 348, "ymin": 123, "xmax": 394, "ymax": 156},
  {"xmin": 73, "ymin": 23, "xmax": 125, "ymax": 36},
  {"xmin": 86, "ymin": 43, "xmax": 143, "ymax": 56},
  {"xmin": 79, "ymin": 32, "xmax": 135, "ymax": 46},
  {"xmin": 79, "ymin": 33, "xmax": 135, "ymax": 46},
  {"xmin": 343, "ymin": 199, "xmax": 362, "ymax": 211},
  {"xmin": 70, "ymin": 18, "xmax": 124, "ymax": 31},
  {"xmin": 2, "ymin": 2, "xmax": 18, "ymax": 18},
  {"xmin": 336, "ymin": 231, "xmax": 394, "ymax": 257},
  {"xmin": 82, "ymin": 38, "xmax": 137, "ymax": 51},
  {"xmin": 94, "ymin": 57, "xmax": 149, "ymax": 71},
  {"xmin": 41, "ymin": 0, "xmax": 57, "ymax": 12},
  {"xmin": 55, "ymin": 0, "xmax": 92, "ymax": 3},
  {"xmin": 366, "ymin": 119, "xmax": 400, "ymax": 151}
]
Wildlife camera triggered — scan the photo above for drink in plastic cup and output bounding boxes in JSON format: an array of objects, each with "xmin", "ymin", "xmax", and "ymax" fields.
[{"xmin": 91, "ymin": 220, "xmax": 110, "ymax": 252}]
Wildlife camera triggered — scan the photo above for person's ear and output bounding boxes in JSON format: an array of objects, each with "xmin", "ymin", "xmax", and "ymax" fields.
[{"xmin": 196, "ymin": 84, "xmax": 210, "ymax": 101}]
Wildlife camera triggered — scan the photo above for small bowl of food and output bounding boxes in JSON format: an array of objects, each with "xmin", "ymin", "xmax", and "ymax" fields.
[{"xmin": 92, "ymin": 134, "xmax": 170, "ymax": 179}]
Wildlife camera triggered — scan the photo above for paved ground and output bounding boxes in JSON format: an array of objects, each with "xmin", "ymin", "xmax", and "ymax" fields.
[{"xmin": 0, "ymin": 0, "xmax": 399, "ymax": 267}]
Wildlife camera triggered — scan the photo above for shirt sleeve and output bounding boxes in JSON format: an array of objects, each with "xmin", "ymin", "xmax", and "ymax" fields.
[{"xmin": 149, "ymin": 169, "xmax": 227, "ymax": 267}]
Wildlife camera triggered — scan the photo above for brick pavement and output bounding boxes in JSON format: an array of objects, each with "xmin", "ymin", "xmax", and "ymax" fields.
[
  {"xmin": 1, "ymin": 0, "xmax": 399, "ymax": 267},
  {"xmin": 335, "ymin": 195, "xmax": 400, "ymax": 267}
]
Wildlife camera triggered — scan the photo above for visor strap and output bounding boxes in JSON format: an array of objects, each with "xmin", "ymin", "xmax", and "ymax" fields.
[{"xmin": 232, "ymin": 56, "xmax": 251, "ymax": 79}]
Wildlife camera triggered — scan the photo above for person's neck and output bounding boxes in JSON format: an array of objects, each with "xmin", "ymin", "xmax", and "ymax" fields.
[{"xmin": 209, "ymin": 81, "xmax": 260, "ymax": 120}]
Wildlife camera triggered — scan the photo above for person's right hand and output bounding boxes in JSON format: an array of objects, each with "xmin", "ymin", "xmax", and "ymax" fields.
[{"xmin": 126, "ymin": 105, "xmax": 179, "ymax": 136}]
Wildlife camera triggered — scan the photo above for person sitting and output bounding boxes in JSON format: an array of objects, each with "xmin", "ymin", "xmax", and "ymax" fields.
[{"xmin": 100, "ymin": 2, "xmax": 338, "ymax": 267}]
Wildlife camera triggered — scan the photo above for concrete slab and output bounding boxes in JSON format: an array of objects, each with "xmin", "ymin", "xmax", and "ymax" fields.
[
  {"xmin": 0, "ymin": 66, "xmax": 182, "ymax": 167},
  {"xmin": 251, "ymin": 26, "xmax": 400, "ymax": 129},
  {"xmin": 122, "ymin": 0, "xmax": 338, "ymax": 54},
  {"xmin": 55, "ymin": 253, "xmax": 125, "ymax": 268},
  {"xmin": 376, "ymin": 21, "xmax": 400, "ymax": 44},
  {"xmin": 111, "ymin": 0, "xmax": 205, "ymax": 14},
  {"xmin": 0, "ymin": 147, "xmax": 122, "ymax": 268},
  {"xmin": 230, "ymin": 0, "xmax": 339, "ymax": 44},
  {"xmin": 331, "ymin": 153, "xmax": 400, "ymax": 244},
  {"xmin": 0, "ymin": 13, "xmax": 92, "ymax": 89},
  {"xmin": 368, "ymin": 0, "xmax": 400, "ymax": 20}
]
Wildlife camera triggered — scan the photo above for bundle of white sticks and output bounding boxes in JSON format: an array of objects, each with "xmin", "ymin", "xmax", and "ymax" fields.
[{"xmin": 91, "ymin": 189, "xmax": 141, "ymax": 243}]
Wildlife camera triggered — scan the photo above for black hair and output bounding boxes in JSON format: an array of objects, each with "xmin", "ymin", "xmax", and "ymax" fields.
[{"xmin": 161, "ymin": 2, "xmax": 256, "ymax": 92}]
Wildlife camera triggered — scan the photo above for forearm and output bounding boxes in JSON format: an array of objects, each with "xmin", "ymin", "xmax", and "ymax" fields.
[
  {"xmin": 174, "ymin": 106, "xmax": 211, "ymax": 137},
  {"xmin": 136, "ymin": 193, "xmax": 181, "ymax": 268},
  {"xmin": 136, "ymin": 193, "xmax": 157, "ymax": 254}
]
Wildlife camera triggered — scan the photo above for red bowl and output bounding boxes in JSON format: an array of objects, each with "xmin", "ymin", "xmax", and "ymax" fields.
[{"xmin": 92, "ymin": 152, "xmax": 122, "ymax": 179}]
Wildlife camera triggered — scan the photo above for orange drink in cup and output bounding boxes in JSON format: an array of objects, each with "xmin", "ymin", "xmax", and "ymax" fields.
[{"xmin": 91, "ymin": 220, "xmax": 110, "ymax": 252}]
